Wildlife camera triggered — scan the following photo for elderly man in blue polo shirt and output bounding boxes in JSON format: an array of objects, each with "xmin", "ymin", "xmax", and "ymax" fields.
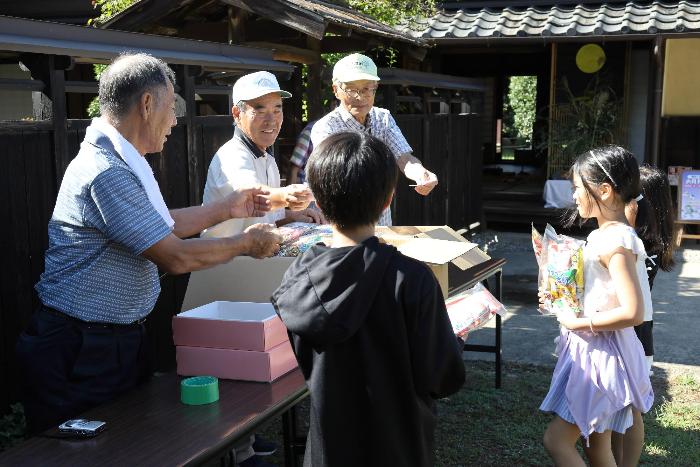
[
  {"xmin": 311, "ymin": 53, "xmax": 438, "ymax": 226},
  {"xmin": 15, "ymin": 53, "xmax": 282, "ymax": 436}
]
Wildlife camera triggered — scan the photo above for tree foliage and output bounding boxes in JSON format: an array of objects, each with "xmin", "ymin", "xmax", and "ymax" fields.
[
  {"xmin": 347, "ymin": 0, "xmax": 436, "ymax": 26},
  {"xmin": 88, "ymin": 0, "xmax": 138, "ymax": 26},
  {"xmin": 503, "ymin": 76, "xmax": 537, "ymax": 144}
]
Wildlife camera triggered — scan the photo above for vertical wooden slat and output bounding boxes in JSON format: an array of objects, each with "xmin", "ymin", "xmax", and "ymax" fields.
[
  {"xmin": 0, "ymin": 131, "xmax": 33, "ymax": 411},
  {"xmin": 306, "ymin": 37, "xmax": 323, "ymax": 120},
  {"xmin": 183, "ymin": 65, "xmax": 202, "ymax": 206},
  {"xmin": 49, "ymin": 56, "xmax": 69, "ymax": 185}
]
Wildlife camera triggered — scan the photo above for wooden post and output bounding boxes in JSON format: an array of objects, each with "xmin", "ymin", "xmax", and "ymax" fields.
[
  {"xmin": 649, "ymin": 35, "xmax": 665, "ymax": 167},
  {"xmin": 306, "ymin": 37, "xmax": 323, "ymax": 120},
  {"xmin": 48, "ymin": 55, "xmax": 69, "ymax": 185},
  {"xmin": 182, "ymin": 65, "xmax": 203, "ymax": 206}
]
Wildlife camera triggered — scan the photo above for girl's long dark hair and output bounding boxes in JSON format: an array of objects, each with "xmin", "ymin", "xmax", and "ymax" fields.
[
  {"xmin": 563, "ymin": 145, "xmax": 644, "ymax": 227},
  {"xmin": 635, "ymin": 165, "xmax": 676, "ymax": 271}
]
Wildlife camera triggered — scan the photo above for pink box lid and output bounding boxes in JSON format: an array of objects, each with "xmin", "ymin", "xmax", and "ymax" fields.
[{"xmin": 172, "ymin": 301, "xmax": 288, "ymax": 351}]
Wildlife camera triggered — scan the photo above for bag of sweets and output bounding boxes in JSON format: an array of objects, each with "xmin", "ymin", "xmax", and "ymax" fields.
[
  {"xmin": 445, "ymin": 283, "xmax": 506, "ymax": 338},
  {"xmin": 532, "ymin": 224, "xmax": 584, "ymax": 316}
]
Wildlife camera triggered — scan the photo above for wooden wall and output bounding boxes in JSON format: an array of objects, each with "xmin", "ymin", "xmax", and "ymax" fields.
[
  {"xmin": 0, "ymin": 117, "xmax": 234, "ymax": 415},
  {"xmin": 393, "ymin": 113, "xmax": 483, "ymax": 228},
  {"xmin": 0, "ymin": 112, "xmax": 481, "ymax": 414}
]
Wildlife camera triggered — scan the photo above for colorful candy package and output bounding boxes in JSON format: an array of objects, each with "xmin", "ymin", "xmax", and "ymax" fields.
[
  {"xmin": 532, "ymin": 224, "xmax": 585, "ymax": 316},
  {"xmin": 276, "ymin": 222, "xmax": 333, "ymax": 257},
  {"xmin": 445, "ymin": 283, "xmax": 506, "ymax": 338}
]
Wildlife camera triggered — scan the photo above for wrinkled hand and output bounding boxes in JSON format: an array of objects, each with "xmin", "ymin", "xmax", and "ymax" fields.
[
  {"xmin": 285, "ymin": 208, "xmax": 326, "ymax": 225},
  {"xmin": 243, "ymin": 223, "xmax": 282, "ymax": 258},
  {"xmin": 284, "ymin": 184, "xmax": 314, "ymax": 210},
  {"xmin": 413, "ymin": 170, "xmax": 438, "ymax": 196},
  {"xmin": 226, "ymin": 186, "xmax": 271, "ymax": 219}
]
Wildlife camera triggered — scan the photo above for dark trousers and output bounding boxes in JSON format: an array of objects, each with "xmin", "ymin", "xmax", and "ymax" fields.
[{"xmin": 15, "ymin": 305, "xmax": 150, "ymax": 434}]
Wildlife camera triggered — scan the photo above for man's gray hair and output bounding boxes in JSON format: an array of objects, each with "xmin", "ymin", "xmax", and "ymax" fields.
[
  {"xmin": 234, "ymin": 100, "xmax": 247, "ymax": 112},
  {"xmin": 98, "ymin": 53, "xmax": 176, "ymax": 122}
]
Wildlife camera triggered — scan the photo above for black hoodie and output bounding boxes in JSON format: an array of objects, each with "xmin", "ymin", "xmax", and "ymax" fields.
[{"xmin": 271, "ymin": 236, "xmax": 466, "ymax": 467}]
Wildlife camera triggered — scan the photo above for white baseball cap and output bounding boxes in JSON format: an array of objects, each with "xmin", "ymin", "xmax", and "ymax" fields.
[
  {"xmin": 332, "ymin": 53, "xmax": 380, "ymax": 83},
  {"xmin": 231, "ymin": 71, "xmax": 292, "ymax": 103}
]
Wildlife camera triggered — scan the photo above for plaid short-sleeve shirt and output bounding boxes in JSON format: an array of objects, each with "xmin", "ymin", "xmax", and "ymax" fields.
[{"xmin": 310, "ymin": 106, "xmax": 412, "ymax": 226}]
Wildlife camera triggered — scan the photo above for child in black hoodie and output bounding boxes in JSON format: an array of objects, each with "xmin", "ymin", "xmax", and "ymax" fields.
[{"xmin": 271, "ymin": 131, "xmax": 466, "ymax": 467}]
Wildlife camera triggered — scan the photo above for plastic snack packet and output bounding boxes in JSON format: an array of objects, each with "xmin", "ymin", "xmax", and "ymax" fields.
[
  {"xmin": 276, "ymin": 222, "xmax": 332, "ymax": 257},
  {"xmin": 445, "ymin": 283, "xmax": 506, "ymax": 338},
  {"xmin": 532, "ymin": 224, "xmax": 584, "ymax": 316}
]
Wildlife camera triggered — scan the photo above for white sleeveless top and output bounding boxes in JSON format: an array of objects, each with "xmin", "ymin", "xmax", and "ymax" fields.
[{"xmin": 583, "ymin": 224, "xmax": 653, "ymax": 321}]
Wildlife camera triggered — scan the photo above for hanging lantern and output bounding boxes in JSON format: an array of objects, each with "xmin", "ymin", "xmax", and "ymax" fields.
[{"xmin": 576, "ymin": 44, "xmax": 606, "ymax": 73}]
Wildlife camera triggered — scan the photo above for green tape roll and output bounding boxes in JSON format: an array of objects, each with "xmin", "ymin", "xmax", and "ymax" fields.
[{"xmin": 181, "ymin": 376, "xmax": 219, "ymax": 405}]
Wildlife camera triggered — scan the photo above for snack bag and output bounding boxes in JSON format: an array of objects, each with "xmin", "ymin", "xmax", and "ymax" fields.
[
  {"xmin": 532, "ymin": 224, "xmax": 584, "ymax": 316},
  {"xmin": 445, "ymin": 283, "xmax": 506, "ymax": 338},
  {"xmin": 276, "ymin": 222, "xmax": 332, "ymax": 257}
]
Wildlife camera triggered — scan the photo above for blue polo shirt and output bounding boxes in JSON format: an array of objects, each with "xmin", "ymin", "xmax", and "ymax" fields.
[{"xmin": 35, "ymin": 126, "xmax": 172, "ymax": 324}]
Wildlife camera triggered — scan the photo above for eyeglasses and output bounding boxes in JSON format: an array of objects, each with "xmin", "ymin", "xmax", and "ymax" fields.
[{"xmin": 339, "ymin": 84, "xmax": 378, "ymax": 100}]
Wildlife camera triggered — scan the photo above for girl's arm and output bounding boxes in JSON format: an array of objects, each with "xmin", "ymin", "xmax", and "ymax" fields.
[{"xmin": 558, "ymin": 247, "xmax": 645, "ymax": 331}]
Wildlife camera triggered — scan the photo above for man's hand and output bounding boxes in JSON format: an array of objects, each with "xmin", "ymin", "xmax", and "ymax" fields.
[
  {"xmin": 284, "ymin": 208, "xmax": 326, "ymax": 225},
  {"xmin": 284, "ymin": 184, "xmax": 314, "ymax": 210},
  {"xmin": 412, "ymin": 169, "xmax": 438, "ymax": 196},
  {"xmin": 243, "ymin": 223, "xmax": 282, "ymax": 258},
  {"xmin": 264, "ymin": 184, "xmax": 313, "ymax": 211},
  {"xmin": 226, "ymin": 187, "xmax": 272, "ymax": 219}
]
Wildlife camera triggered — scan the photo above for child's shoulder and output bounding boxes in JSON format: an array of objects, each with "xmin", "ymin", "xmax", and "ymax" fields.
[{"xmin": 588, "ymin": 223, "xmax": 645, "ymax": 256}]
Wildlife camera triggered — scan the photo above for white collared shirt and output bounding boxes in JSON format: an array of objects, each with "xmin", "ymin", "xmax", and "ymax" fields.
[{"xmin": 201, "ymin": 134, "xmax": 285, "ymax": 237}]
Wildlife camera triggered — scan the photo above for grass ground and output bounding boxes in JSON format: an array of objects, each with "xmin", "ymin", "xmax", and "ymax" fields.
[{"xmin": 3, "ymin": 361, "xmax": 699, "ymax": 466}]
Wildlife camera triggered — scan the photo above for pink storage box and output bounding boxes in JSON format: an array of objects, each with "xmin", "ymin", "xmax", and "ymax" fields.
[
  {"xmin": 176, "ymin": 341, "xmax": 298, "ymax": 382},
  {"xmin": 172, "ymin": 301, "xmax": 288, "ymax": 351}
]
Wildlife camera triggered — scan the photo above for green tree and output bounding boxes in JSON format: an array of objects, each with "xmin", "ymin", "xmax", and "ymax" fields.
[
  {"xmin": 505, "ymin": 75, "xmax": 537, "ymax": 144},
  {"xmin": 86, "ymin": 0, "xmax": 138, "ymax": 117},
  {"xmin": 347, "ymin": 0, "xmax": 435, "ymax": 27}
]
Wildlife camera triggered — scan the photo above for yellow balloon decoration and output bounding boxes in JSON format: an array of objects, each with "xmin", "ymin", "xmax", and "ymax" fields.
[{"xmin": 576, "ymin": 44, "xmax": 606, "ymax": 74}]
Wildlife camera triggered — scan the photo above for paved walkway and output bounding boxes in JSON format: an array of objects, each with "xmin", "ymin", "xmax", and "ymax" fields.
[{"xmin": 464, "ymin": 230, "xmax": 700, "ymax": 377}]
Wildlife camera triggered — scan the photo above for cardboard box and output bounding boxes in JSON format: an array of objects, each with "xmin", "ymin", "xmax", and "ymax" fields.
[
  {"xmin": 183, "ymin": 256, "xmax": 294, "ymax": 311},
  {"xmin": 176, "ymin": 341, "xmax": 298, "ymax": 383},
  {"xmin": 182, "ymin": 226, "xmax": 490, "ymax": 310},
  {"xmin": 172, "ymin": 301, "xmax": 288, "ymax": 351},
  {"xmin": 376, "ymin": 226, "xmax": 491, "ymax": 297}
]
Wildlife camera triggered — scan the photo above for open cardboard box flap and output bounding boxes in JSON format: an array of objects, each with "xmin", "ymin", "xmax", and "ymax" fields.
[
  {"xmin": 376, "ymin": 225, "xmax": 489, "ymax": 270},
  {"xmin": 182, "ymin": 225, "xmax": 491, "ymax": 312}
]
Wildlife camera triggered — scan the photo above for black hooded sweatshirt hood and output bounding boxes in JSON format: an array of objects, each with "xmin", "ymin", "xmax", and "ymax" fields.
[
  {"xmin": 272, "ymin": 236, "xmax": 466, "ymax": 467},
  {"xmin": 272, "ymin": 236, "xmax": 394, "ymax": 350}
]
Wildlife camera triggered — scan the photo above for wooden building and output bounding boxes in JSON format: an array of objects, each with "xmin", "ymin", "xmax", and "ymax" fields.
[
  {"xmin": 401, "ymin": 0, "xmax": 700, "ymax": 225},
  {"xmin": 0, "ymin": 13, "xmax": 293, "ymax": 414}
]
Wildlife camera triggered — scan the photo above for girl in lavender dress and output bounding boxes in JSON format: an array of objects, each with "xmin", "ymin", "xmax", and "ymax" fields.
[{"xmin": 540, "ymin": 146, "xmax": 654, "ymax": 466}]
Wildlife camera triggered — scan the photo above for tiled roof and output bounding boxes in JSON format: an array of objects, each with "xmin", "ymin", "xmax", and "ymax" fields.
[{"xmin": 403, "ymin": 1, "xmax": 700, "ymax": 39}]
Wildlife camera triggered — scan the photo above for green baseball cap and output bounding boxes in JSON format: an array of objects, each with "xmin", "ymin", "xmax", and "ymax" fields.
[{"xmin": 332, "ymin": 53, "xmax": 380, "ymax": 83}]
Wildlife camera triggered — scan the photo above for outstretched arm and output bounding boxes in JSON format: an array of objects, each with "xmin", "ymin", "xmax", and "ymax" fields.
[{"xmin": 142, "ymin": 223, "xmax": 281, "ymax": 275}]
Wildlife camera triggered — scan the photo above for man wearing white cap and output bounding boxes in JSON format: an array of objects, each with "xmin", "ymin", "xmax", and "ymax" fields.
[
  {"xmin": 311, "ymin": 53, "xmax": 438, "ymax": 226},
  {"xmin": 202, "ymin": 71, "xmax": 321, "ymax": 239}
]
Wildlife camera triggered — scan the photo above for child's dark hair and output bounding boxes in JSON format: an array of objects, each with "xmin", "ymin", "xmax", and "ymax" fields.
[
  {"xmin": 307, "ymin": 131, "xmax": 398, "ymax": 229},
  {"xmin": 564, "ymin": 145, "xmax": 645, "ymax": 227},
  {"xmin": 635, "ymin": 165, "xmax": 676, "ymax": 271}
]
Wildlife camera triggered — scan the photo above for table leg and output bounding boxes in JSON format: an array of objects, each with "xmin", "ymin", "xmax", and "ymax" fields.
[
  {"xmin": 282, "ymin": 406, "xmax": 302, "ymax": 467},
  {"xmin": 495, "ymin": 270, "xmax": 502, "ymax": 389}
]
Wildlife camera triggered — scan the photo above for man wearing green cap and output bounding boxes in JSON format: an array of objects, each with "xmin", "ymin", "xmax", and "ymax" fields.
[{"xmin": 310, "ymin": 53, "xmax": 438, "ymax": 226}]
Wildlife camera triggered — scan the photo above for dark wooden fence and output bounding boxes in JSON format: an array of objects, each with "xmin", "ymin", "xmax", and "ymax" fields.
[
  {"xmin": 0, "ymin": 113, "xmax": 481, "ymax": 414},
  {"xmin": 393, "ymin": 114, "xmax": 483, "ymax": 228}
]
